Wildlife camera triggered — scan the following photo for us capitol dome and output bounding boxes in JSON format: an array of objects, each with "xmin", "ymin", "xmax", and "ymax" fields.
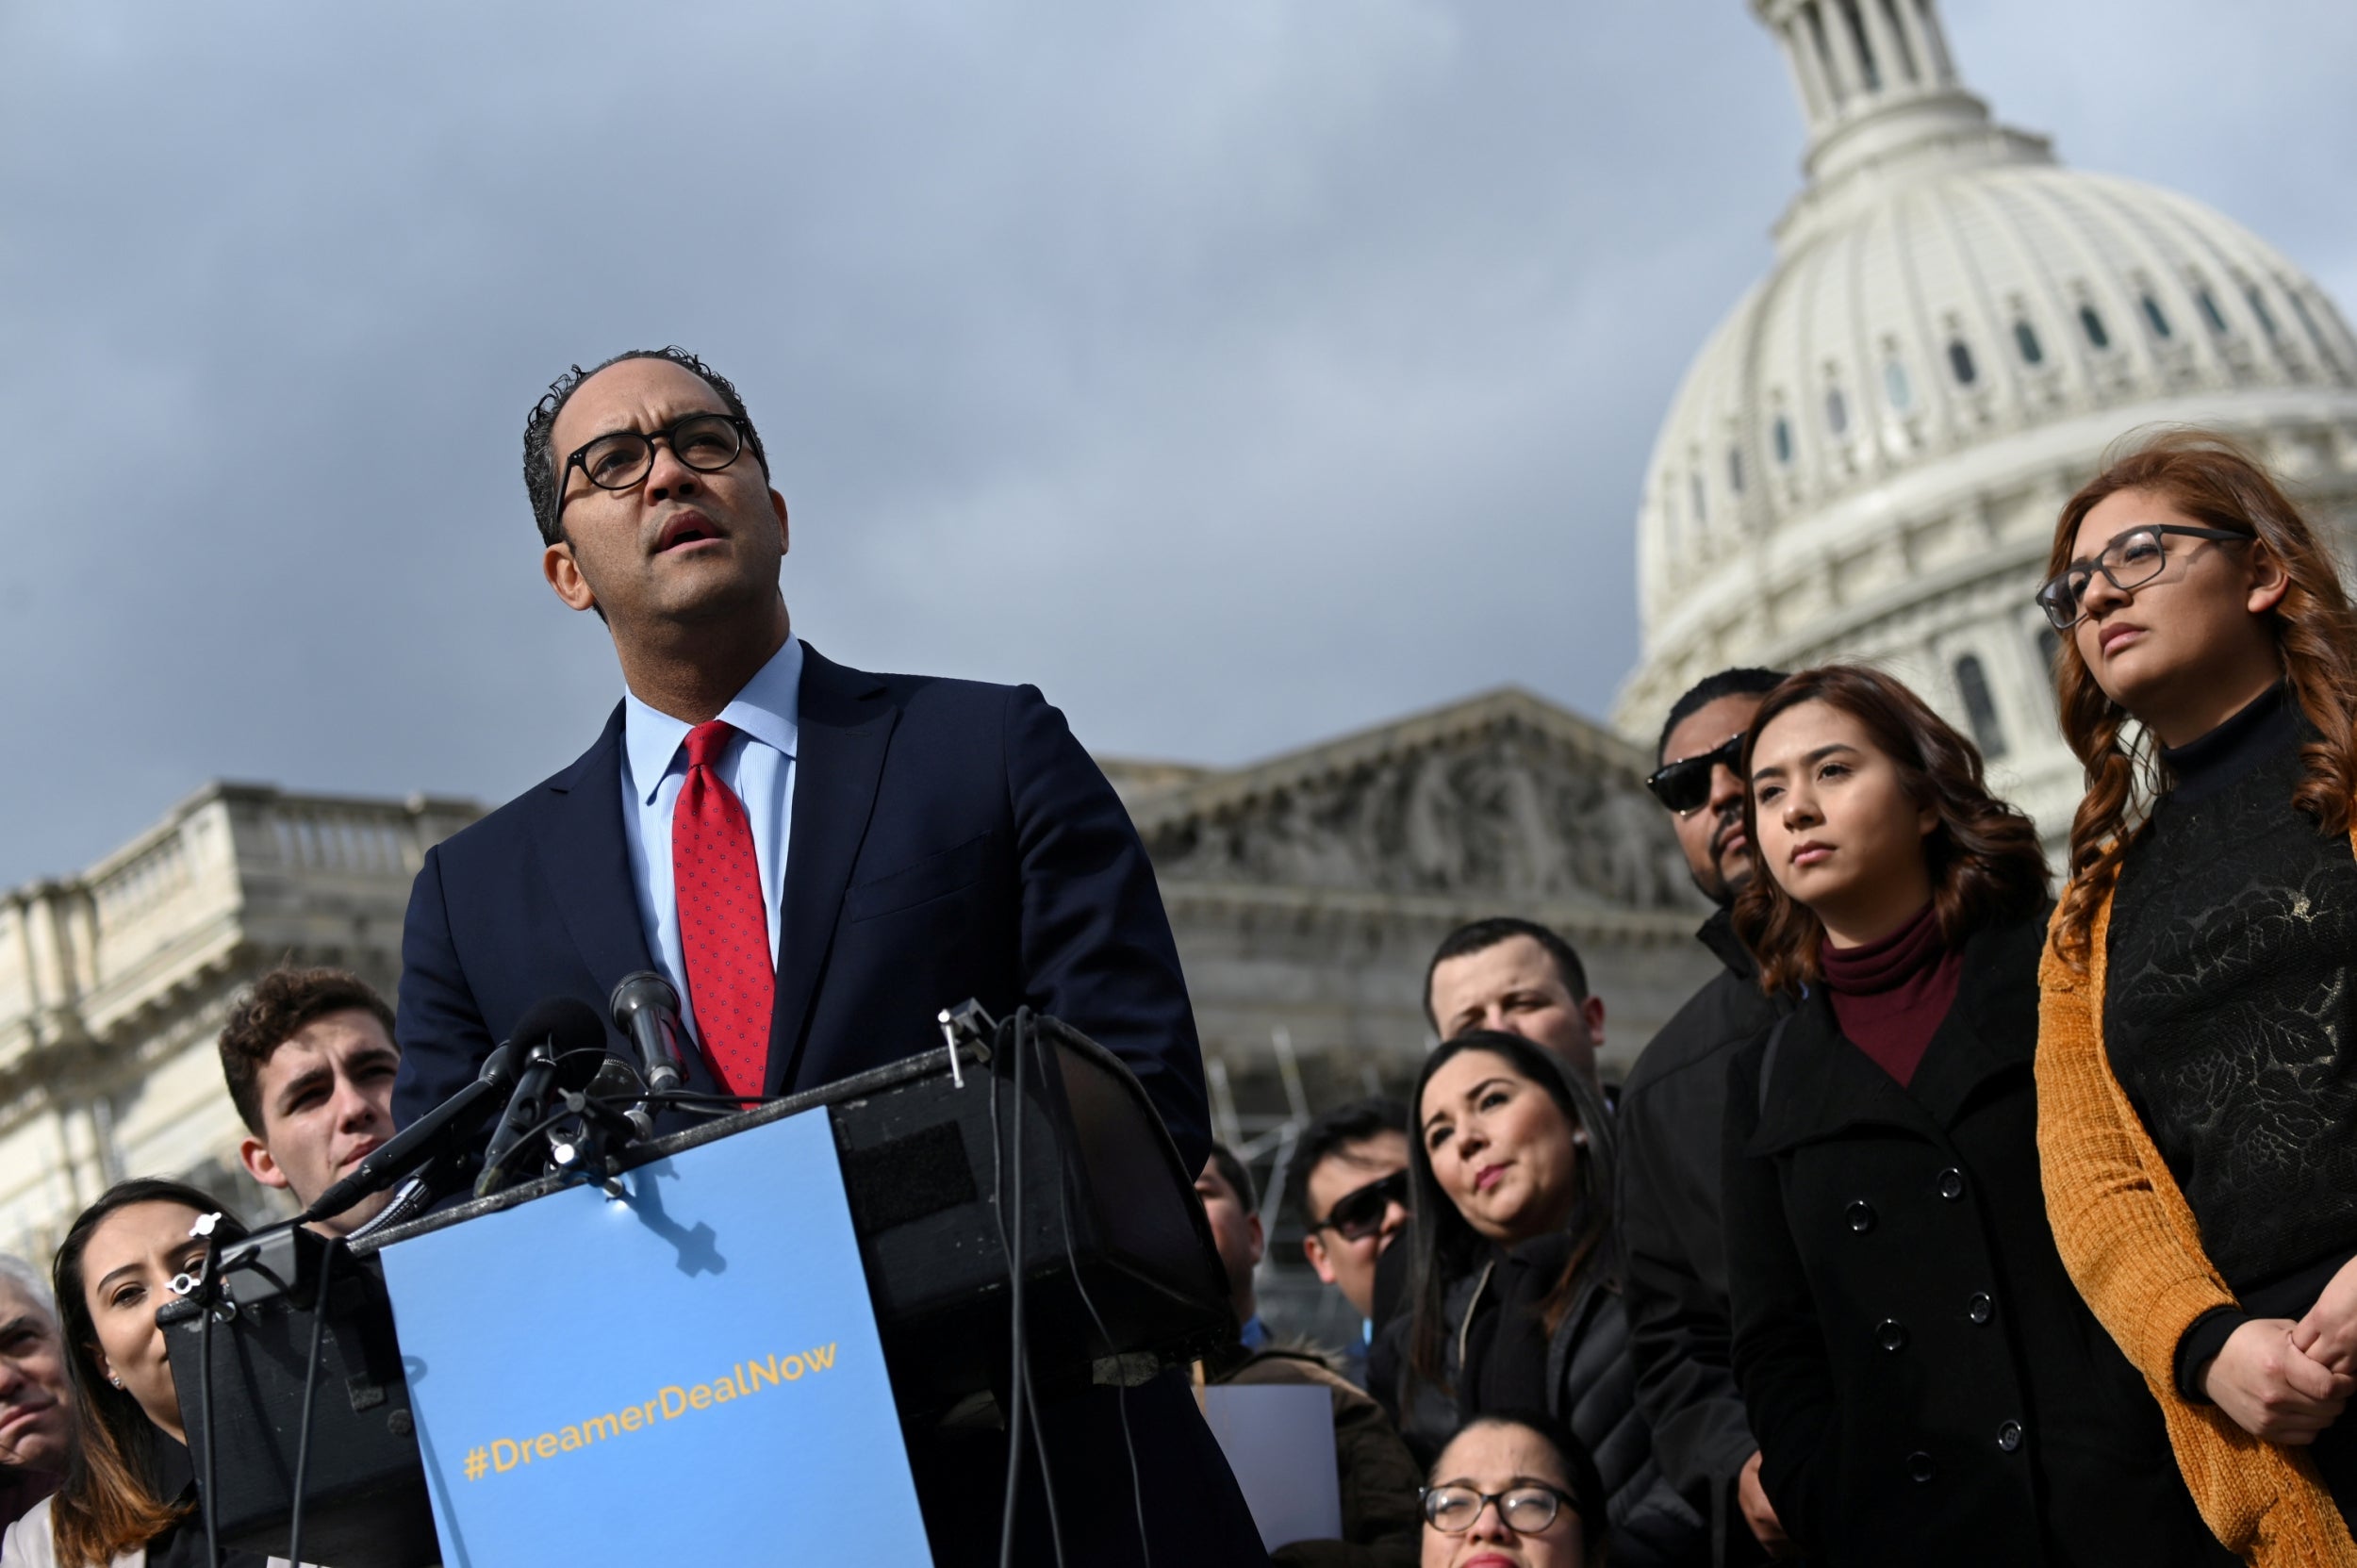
[{"xmin": 1615, "ymin": 0, "xmax": 2357, "ymax": 844}]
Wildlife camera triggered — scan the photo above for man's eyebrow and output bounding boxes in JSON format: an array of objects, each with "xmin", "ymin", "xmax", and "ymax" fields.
[
  {"xmin": 0, "ymin": 1312, "xmax": 45, "ymax": 1339},
  {"xmin": 272, "ymin": 1061, "xmax": 333, "ymax": 1113}
]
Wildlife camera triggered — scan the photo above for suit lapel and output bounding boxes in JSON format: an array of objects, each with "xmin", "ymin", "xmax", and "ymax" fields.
[
  {"xmin": 766, "ymin": 644, "xmax": 898, "ymax": 1095},
  {"xmin": 530, "ymin": 701, "xmax": 659, "ymax": 1001}
]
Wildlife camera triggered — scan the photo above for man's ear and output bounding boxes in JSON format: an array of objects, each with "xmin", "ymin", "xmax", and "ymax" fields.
[
  {"xmin": 543, "ymin": 540, "xmax": 598, "ymax": 613},
  {"xmin": 1582, "ymin": 994, "xmax": 1607, "ymax": 1048},
  {"xmin": 1302, "ymin": 1232, "xmax": 1338, "ymax": 1286},
  {"xmin": 770, "ymin": 489, "xmax": 790, "ymax": 555},
  {"xmin": 238, "ymin": 1134, "xmax": 291, "ymax": 1194},
  {"xmin": 1245, "ymin": 1213, "xmax": 1265, "ymax": 1270}
]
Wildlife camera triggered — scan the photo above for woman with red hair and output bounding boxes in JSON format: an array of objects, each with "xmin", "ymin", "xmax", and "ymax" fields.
[{"xmin": 2036, "ymin": 429, "xmax": 2357, "ymax": 1561}]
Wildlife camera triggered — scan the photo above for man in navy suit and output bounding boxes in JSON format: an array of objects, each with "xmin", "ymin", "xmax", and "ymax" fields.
[{"xmin": 392, "ymin": 346, "xmax": 1262, "ymax": 1565}]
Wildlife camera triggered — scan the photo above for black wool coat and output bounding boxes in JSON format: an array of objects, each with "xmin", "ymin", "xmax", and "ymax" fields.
[{"xmin": 1720, "ymin": 913, "xmax": 2231, "ymax": 1568}]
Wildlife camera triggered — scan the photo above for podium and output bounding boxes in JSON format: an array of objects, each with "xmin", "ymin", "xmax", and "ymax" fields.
[{"xmin": 164, "ymin": 1013, "xmax": 1232, "ymax": 1566}]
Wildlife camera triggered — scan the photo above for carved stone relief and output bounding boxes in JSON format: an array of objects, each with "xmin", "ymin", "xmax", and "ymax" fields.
[{"xmin": 1146, "ymin": 722, "xmax": 1697, "ymax": 913}]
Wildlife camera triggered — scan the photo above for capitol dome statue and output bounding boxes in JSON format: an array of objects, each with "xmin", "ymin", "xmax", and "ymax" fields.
[{"xmin": 1616, "ymin": 0, "xmax": 2357, "ymax": 843}]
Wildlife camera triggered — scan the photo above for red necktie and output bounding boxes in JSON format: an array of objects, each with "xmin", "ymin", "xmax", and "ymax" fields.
[{"xmin": 672, "ymin": 719, "xmax": 774, "ymax": 1099}]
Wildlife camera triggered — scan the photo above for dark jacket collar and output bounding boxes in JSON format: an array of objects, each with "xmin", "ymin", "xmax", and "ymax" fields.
[
  {"xmin": 1745, "ymin": 910, "xmax": 2046, "ymax": 1155},
  {"xmin": 1697, "ymin": 904, "xmax": 1755, "ymax": 982}
]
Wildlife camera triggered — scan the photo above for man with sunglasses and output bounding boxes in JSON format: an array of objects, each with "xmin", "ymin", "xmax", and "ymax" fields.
[
  {"xmin": 391, "ymin": 347, "xmax": 1258, "ymax": 1567},
  {"xmin": 1296, "ymin": 1098, "xmax": 1413, "ymax": 1384},
  {"xmin": 1617, "ymin": 668, "xmax": 1794, "ymax": 1563}
]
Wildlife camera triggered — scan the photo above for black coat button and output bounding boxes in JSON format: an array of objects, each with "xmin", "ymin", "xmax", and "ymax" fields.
[
  {"xmin": 1997, "ymin": 1420, "xmax": 2023, "ymax": 1453},
  {"xmin": 1907, "ymin": 1450, "xmax": 1935, "ymax": 1483},
  {"xmin": 1846, "ymin": 1199, "xmax": 1876, "ymax": 1233},
  {"xmin": 1968, "ymin": 1292, "xmax": 1994, "ymax": 1326},
  {"xmin": 1937, "ymin": 1167, "xmax": 1966, "ymax": 1200},
  {"xmin": 1876, "ymin": 1317, "xmax": 1908, "ymax": 1352}
]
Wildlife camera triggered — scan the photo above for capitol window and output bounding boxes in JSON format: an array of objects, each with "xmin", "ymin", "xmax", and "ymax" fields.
[
  {"xmin": 2142, "ymin": 294, "xmax": 2172, "ymax": 338},
  {"xmin": 1690, "ymin": 471, "xmax": 1709, "ymax": 526},
  {"xmin": 1883, "ymin": 361, "xmax": 1912, "ymax": 411},
  {"xmin": 2079, "ymin": 305, "xmax": 2111, "ymax": 351},
  {"xmin": 1772, "ymin": 415, "xmax": 1794, "ymax": 465},
  {"xmin": 2247, "ymin": 285, "xmax": 2280, "ymax": 338},
  {"xmin": 1947, "ymin": 340, "xmax": 1977, "ymax": 385},
  {"xmin": 1825, "ymin": 387, "xmax": 1849, "ymax": 435},
  {"xmin": 1728, "ymin": 447, "xmax": 1746, "ymax": 494},
  {"xmin": 2015, "ymin": 321, "xmax": 2044, "ymax": 365},
  {"xmin": 1954, "ymin": 654, "xmax": 2008, "ymax": 759},
  {"xmin": 2197, "ymin": 288, "xmax": 2229, "ymax": 334}
]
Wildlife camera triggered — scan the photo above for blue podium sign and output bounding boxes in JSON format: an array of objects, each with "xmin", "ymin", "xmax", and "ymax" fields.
[{"xmin": 377, "ymin": 1108, "xmax": 931, "ymax": 1567}]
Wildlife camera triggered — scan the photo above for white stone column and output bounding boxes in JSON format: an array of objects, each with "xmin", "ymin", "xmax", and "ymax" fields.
[
  {"xmin": 1781, "ymin": 14, "xmax": 1837, "ymax": 125},
  {"xmin": 1857, "ymin": 0, "xmax": 1916, "ymax": 91},
  {"xmin": 1815, "ymin": 0, "xmax": 1871, "ymax": 102}
]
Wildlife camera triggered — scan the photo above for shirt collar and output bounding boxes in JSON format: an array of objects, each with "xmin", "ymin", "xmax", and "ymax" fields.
[{"xmin": 623, "ymin": 635, "xmax": 805, "ymax": 805}]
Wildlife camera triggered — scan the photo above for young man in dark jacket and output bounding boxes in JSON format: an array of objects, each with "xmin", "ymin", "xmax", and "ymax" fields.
[{"xmin": 1614, "ymin": 668, "xmax": 1790, "ymax": 1563}]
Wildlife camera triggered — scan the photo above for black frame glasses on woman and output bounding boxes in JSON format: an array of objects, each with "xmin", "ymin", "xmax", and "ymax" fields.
[
  {"xmin": 1645, "ymin": 732, "xmax": 1745, "ymax": 816},
  {"xmin": 562, "ymin": 413, "xmax": 753, "ymax": 501},
  {"xmin": 2035, "ymin": 523, "xmax": 2252, "ymax": 631},
  {"xmin": 1421, "ymin": 1481, "xmax": 1578, "ymax": 1535},
  {"xmin": 1309, "ymin": 1169, "xmax": 1410, "ymax": 1242}
]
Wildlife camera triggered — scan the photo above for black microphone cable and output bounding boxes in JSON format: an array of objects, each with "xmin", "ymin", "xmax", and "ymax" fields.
[
  {"xmin": 195, "ymin": 1224, "xmax": 223, "ymax": 1568},
  {"xmin": 986, "ymin": 1007, "xmax": 1065, "ymax": 1568},
  {"xmin": 1047, "ymin": 1022, "xmax": 1149, "ymax": 1568},
  {"xmin": 286, "ymin": 1239, "xmax": 338, "ymax": 1568}
]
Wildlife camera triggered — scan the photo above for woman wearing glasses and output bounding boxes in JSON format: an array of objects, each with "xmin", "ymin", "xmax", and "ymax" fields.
[
  {"xmin": 1721, "ymin": 666, "xmax": 2223, "ymax": 1566},
  {"xmin": 1420, "ymin": 1411, "xmax": 1606, "ymax": 1568},
  {"xmin": 2035, "ymin": 430, "xmax": 2357, "ymax": 1557},
  {"xmin": 1396, "ymin": 1031, "xmax": 1704, "ymax": 1565}
]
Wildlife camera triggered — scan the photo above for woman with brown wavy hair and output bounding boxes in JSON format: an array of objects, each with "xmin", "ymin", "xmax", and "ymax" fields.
[
  {"xmin": 1721, "ymin": 665, "xmax": 2224, "ymax": 1566},
  {"xmin": 2035, "ymin": 428, "xmax": 2357, "ymax": 1561}
]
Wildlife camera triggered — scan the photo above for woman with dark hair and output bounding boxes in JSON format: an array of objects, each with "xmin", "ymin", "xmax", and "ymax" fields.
[
  {"xmin": 1421, "ymin": 1410, "xmax": 1608, "ymax": 1568},
  {"xmin": 1722, "ymin": 665, "xmax": 2223, "ymax": 1566},
  {"xmin": 1392, "ymin": 1029, "xmax": 1702, "ymax": 1565},
  {"xmin": 2036, "ymin": 429, "xmax": 2357, "ymax": 1559},
  {"xmin": 0, "ymin": 1179, "xmax": 296, "ymax": 1568}
]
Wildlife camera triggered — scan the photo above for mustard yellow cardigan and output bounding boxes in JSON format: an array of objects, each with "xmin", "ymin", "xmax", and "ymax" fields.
[{"xmin": 2037, "ymin": 842, "xmax": 2357, "ymax": 1566}]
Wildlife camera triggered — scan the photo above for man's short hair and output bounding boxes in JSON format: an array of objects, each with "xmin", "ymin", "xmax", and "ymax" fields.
[
  {"xmin": 1424, "ymin": 917, "xmax": 1590, "ymax": 1032},
  {"xmin": 218, "ymin": 966, "xmax": 396, "ymax": 1135},
  {"xmin": 1655, "ymin": 667, "xmax": 1788, "ymax": 765},
  {"xmin": 1296, "ymin": 1098, "xmax": 1409, "ymax": 1188},
  {"xmin": 1204, "ymin": 1143, "xmax": 1258, "ymax": 1216},
  {"xmin": 0, "ymin": 1252, "xmax": 56, "ymax": 1323},
  {"xmin": 521, "ymin": 346, "xmax": 770, "ymax": 548}
]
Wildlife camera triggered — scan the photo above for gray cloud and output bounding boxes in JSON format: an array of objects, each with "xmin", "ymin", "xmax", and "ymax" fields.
[{"xmin": 0, "ymin": 1, "xmax": 2347, "ymax": 886}]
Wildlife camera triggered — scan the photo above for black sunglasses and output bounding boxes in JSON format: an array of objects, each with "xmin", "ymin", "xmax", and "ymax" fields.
[
  {"xmin": 1645, "ymin": 732, "xmax": 1745, "ymax": 816},
  {"xmin": 1310, "ymin": 1169, "xmax": 1410, "ymax": 1242}
]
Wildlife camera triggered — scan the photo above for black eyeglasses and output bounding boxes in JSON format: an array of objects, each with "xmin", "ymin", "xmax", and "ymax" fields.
[
  {"xmin": 563, "ymin": 413, "xmax": 752, "ymax": 498},
  {"xmin": 2035, "ymin": 523, "xmax": 2251, "ymax": 631},
  {"xmin": 1645, "ymin": 732, "xmax": 1745, "ymax": 816},
  {"xmin": 1310, "ymin": 1169, "xmax": 1409, "ymax": 1242},
  {"xmin": 1421, "ymin": 1482, "xmax": 1577, "ymax": 1535}
]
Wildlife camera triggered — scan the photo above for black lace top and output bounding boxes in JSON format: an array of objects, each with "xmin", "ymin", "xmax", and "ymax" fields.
[{"xmin": 2105, "ymin": 684, "xmax": 2357, "ymax": 1296}]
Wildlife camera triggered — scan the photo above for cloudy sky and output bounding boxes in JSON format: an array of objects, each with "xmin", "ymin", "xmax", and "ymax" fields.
[{"xmin": 1, "ymin": 0, "xmax": 2349, "ymax": 887}]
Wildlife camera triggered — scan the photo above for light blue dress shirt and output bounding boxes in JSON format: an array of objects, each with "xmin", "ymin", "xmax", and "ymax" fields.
[{"xmin": 618, "ymin": 635, "xmax": 803, "ymax": 1048}]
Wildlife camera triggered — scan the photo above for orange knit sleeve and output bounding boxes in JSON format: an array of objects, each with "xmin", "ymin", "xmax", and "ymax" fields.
[{"xmin": 2036, "ymin": 894, "xmax": 2357, "ymax": 1565}]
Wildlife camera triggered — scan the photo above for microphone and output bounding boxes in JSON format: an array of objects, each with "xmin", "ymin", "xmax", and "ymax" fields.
[
  {"xmin": 300, "ymin": 1041, "xmax": 519, "ymax": 1225},
  {"xmin": 584, "ymin": 1053, "xmax": 658, "ymax": 1142},
  {"xmin": 610, "ymin": 971, "xmax": 688, "ymax": 1097},
  {"xmin": 476, "ymin": 999, "xmax": 610, "ymax": 1196}
]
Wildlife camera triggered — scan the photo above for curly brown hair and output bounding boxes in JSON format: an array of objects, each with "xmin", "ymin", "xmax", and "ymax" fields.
[
  {"xmin": 217, "ymin": 966, "xmax": 396, "ymax": 1134},
  {"xmin": 1732, "ymin": 665, "xmax": 2051, "ymax": 994},
  {"xmin": 2046, "ymin": 428, "xmax": 2357, "ymax": 967}
]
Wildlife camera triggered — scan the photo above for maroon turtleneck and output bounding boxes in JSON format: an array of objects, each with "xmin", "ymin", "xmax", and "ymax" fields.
[{"xmin": 1820, "ymin": 902, "xmax": 1961, "ymax": 1088}]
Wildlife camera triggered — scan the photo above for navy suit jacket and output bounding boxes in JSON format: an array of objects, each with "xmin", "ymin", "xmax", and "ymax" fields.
[{"xmin": 392, "ymin": 642, "xmax": 1211, "ymax": 1173}]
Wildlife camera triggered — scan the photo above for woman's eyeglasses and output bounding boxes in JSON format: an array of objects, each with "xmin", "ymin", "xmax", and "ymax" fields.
[
  {"xmin": 1645, "ymin": 732, "xmax": 1744, "ymax": 816},
  {"xmin": 1421, "ymin": 1482, "xmax": 1577, "ymax": 1535},
  {"xmin": 2035, "ymin": 522, "xmax": 2251, "ymax": 630},
  {"xmin": 1309, "ymin": 1169, "xmax": 1409, "ymax": 1242}
]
